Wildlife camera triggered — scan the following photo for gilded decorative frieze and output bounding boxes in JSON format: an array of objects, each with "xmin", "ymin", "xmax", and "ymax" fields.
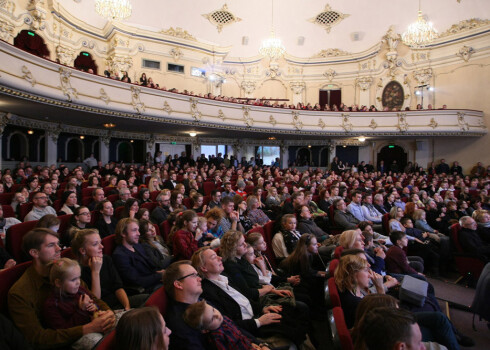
[
  {"xmin": 369, "ymin": 119, "xmax": 378, "ymax": 130},
  {"xmin": 241, "ymin": 81, "xmax": 256, "ymax": 95},
  {"xmin": 356, "ymin": 76, "xmax": 373, "ymax": 91},
  {"xmin": 99, "ymin": 88, "xmax": 110, "ymax": 105},
  {"xmin": 439, "ymin": 18, "xmax": 490, "ymax": 38},
  {"xmin": 323, "ymin": 69, "xmax": 336, "ymax": 82},
  {"xmin": 269, "ymin": 115, "xmax": 277, "ymax": 127},
  {"xmin": 265, "ymin": 61, "xmax": 281, "ymax": 79},
  {"xmin": 21, "ymin": 65, "xmax": 36, "ymax": 87},
  {"xmin": 413, "ymin": 68, "xmax": 433, "ymax": 86},
  {"xmin": 309, "ymin": 4, "xmax": 350, "ymax": 33},
  {"xmin": 313, "ymin": 48, "xmax": 351, "ymax": 58},
  {"xmin": 318, "ymin": 118, "xmax": 326, "ymax": 129},
  {"xmin": 383, "ymin": 26, "xmax": 401, "ymax": 52},
  {"xmin": 429, "ymin": 118, "xmax": 438, "ymax": 129},
  {"xmin": 56, "ymin": 45, "xmax": 76, "ymax": 66},
  {"xmin": 242, "ymin": 106, "xmax": 253, "ymax": 127},
  {"xmin": 290, "ymin": 82, "xmax": 305, "ymax": 95},
  {"xmin": 292, "ymin": 111, "xmax": 303, "ymax": 130},
  {"xmin": 456, "ymin": 46, "xmax": 475, "ymax": 62},
  {"xmin": 457, "ymin": 112, "xmax": 469, "ymax": 131},
  {"xmin": 169, "ymin": 47, "xmax": 183, "ymax": 61},
  {"xmin": 397, "ymin": 113, "xmax": 409, "ymax": 132},
  {"xmin": 107, "ymin": 55, "xmax": 133, "ymax": 74},
  {"xmin": 0, "ymin": 0, "xmax": 15, "ymax": 14},
  {"xmin": 131, "ymin": 87, "xmax": 145, "ymax": 114},
  {"xmin": 218, "ymin": 109, "xmax": 226, "ymax": 121},
  {"xmin": 190, "ymin": 97, "xmax": 202, "ymax": 121},
  {"xmin": 58, "ymin": 68, "xmax": 78, "ymax": 101},
  {"xmin": 341, "ymin": 114, "xmax": 353, "ymax": 132},
  {"xmin": 26, "ymin": 0, "xmax": 46, "ymax": 31},
  {"xmin": 202, "ymin": 4, "xmax": 241, "ymax": 33},
  {"xmin": 0, "ymin": 19, "xmax": 14, "ymax": 42},
  {"xmin": 163, "ymin": 101, "xmax": 172, "ymax": 114},
  {"xmin": 160, "ymin": 27, "xmax": 196, "ymax": 41}
]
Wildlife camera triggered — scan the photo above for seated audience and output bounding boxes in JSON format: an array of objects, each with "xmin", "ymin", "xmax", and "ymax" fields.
[{"xmin": 24, "ymin": 191, "xmax": 57, "ymax": 222}]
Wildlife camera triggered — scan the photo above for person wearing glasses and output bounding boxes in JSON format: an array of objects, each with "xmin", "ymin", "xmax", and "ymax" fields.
[
  {"xmin": 150, "ymin": 192, "xmax": 172, "ymax": 226},
  {"xmin": 112, "ymin": 218, "xmax": 164, "ymax": 294},
  {"xmin": 162, "ymin": 261, "xmax": 208, "ymax": 350},
  {"xmin": 24, "ymin": 192, "xmax": 57, "ymax": 222}
]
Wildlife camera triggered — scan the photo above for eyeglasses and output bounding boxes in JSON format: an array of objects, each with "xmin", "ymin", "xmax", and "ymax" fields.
[
  {"xmin": 78, "ymin": 212, "xmax": 91, "ymax": 216},
  {"xmin": 176, "ymin": 272, "xmax": 200, "ymax": 281},
  {"xmin": 35, "ymin": 196, "xmax": 48, "ymax": 200}
]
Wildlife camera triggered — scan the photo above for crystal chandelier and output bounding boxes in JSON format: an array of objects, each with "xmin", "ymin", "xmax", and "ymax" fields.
[
  {"xmin": 95, "ymin": 0, "xmax": 132, "ymax": 21},
  {"xmin": 402, "ymin": 0, "xmax": 438, "ymax": 48},
  {"xmin": 259, "ymin": 0, "xmax": 285, "ymax": 59}
]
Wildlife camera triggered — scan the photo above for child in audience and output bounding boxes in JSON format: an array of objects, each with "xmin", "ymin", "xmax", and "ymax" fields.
[
  {"xmin": 385, "ymin": 231, "xmax": 425, "ymax": 275},
  {"xmin": 43, "ymin": 258, "xmax": 113, "ymax": 350},
  {"xmin": 183, "ymin": 300, "xmax": 268, "ymax": 350}
]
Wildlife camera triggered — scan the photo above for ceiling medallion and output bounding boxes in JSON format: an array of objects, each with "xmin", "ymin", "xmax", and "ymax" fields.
[
  {"xmin": 402, "ymin": 0, "xmax": 438, "ymax": 48},
  {"xmin": 202, "ymin": 4, "xmax": 241, "ymax": 33},
  {"xmin": 309, "ymin": 4, "xmax": 350, "ymax": 33},
  {"xmin": 95, "ymin": 0, "xmax": 132, "ymax": 21}
]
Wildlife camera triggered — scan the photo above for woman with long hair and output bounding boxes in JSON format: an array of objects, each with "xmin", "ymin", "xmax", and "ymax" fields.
[
  {"xmin": 120, "ymin": 198, "xmax": 139, "ymax": 219},
  {"xmin": 58, "ymin": 191, "xmax": 80, "ymax": 216},
  {"xmin": 64, "ymin": 206, "xmax": 91, "ymax": 247},
  {"xmin": 170, "ymin": 190, "xmax": 186, "ymax": 211},
  {"xmin": 139, "ymin": 219, "xmax": 172, "ymax": 270},
  {"xmin": 169, "ymin": 210, "xmax": 199, "ymax": 260},
  {"xmin": 93, "ymin": 200, "xmax": 117, "ymax": 238}
]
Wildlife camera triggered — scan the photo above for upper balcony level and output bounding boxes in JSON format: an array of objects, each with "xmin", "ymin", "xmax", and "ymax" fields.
[{"xmin": 0, "ymin": 40, "xmax": 486, "ymax": 140}]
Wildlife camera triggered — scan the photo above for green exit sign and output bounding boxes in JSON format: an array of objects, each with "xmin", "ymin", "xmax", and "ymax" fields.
[
  {"xmin": 171, "ymin": 142, "xmax": 177, "ymax": 145},
  {"xmin": 388, "ymin": 145, "xmax": 395, "ymax": 148},
  {"xmin": 27, "ymin": 31, "xmax": 35, "ymax": 37}
]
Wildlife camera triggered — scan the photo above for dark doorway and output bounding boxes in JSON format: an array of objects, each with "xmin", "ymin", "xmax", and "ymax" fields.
[
  {"xmin": 74, "ymin": 52, "xmax": 98, "ymax": 74},
  {"xmin": 67, "ymin": 139, "xmax": 83, "ymax": 162},
  {"xmin": 319, "ymin": 89, "xmax": 341, "ymax": 109},
  {"xmin": 296, "ymin": 148, "xmax": 312, "ymax": 166},
  {"xmin": 14, "ymin": 30, "xmax": 50, "ymax": 58},
  {"xmin": 319, "ymin": 148, "xmax": 329, "ymax": 167},
  {"xmin": 377, "ymin": 145, "xmax": 407, "ymax": 173},
  {"xmin": 335, "ymin": 146, "xmax": 359, "ymax": 168},
  {"xmin": 118, "ymin": 142, "xmax": 133, "ymax": 163}
]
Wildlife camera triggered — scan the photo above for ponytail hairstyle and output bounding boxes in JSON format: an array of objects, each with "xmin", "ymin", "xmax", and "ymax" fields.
[
  {"xmin": 48, "ymin": 257, "xmax": 80, "ymax": 288},
  {"xmin": 168, "ymin": 210, "xmax": 197, "ymax": 244}
]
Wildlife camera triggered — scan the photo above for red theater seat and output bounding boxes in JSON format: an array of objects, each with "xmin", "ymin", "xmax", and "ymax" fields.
[
  {"xmin": 144, "ymin": 286, "xmax": 168, "ymax": 317},
  {"xmin": 6, "ymin": 220, "xmax": 38, "ymax": 261},
  {"xmin": 329, "ymin": 307, "xmax": 354, "ymax": 350},
  {"xmin": 0, "ymin": 261, "xmax": 32, "ymax": 315}
]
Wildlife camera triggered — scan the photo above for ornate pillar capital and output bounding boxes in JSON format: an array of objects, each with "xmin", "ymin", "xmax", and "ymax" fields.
[
  {"xmin": 56, "ymin": 45, "xmax": 76, "ymax": 67},
  {"xmin": 290, "ymin": 82, "xmax": 306, "ymax": 95},
  {"xmin": 356, "ymin": 76, "xmax": 373, "ymax": 91}
]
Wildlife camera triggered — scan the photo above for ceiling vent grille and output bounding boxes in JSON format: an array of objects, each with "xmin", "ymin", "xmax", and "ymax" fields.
[
  {"xmin": 203, "ymin": 4, "xmax": 241, "ymax": 33},
  {"xmin": 309, "ymin": 4, "xmax": 350, "ymax": 33}
]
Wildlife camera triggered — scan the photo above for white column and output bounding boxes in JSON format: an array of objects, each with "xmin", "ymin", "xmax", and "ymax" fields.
[
  {"xmin": 45, "ymin": 131, "xmax": 58, "ymax": 167},
  {"xmin": 99, "ymin": 137, "xmax": 110, "ymax": 164},
  {"xmin": 281, "ymin": 146, "xmax": 289, "ymax": 169}
]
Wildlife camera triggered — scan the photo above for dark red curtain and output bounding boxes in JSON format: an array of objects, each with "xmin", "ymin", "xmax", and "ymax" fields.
[
  {"xmin": 74, "ymin": 53, "xmax": 98, "ymax": 74},
  {"xmin": 330, "ymin": 90, "xmax": 342, "ymax": 108},
  {"xmin": 14, "ymin": 30, "xmax": 50, "ymax": 58},
  {"xmin": 319, "ymin": 91, "xmax": 329, "ymax": 109}
]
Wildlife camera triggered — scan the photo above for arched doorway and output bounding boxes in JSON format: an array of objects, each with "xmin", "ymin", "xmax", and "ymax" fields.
[
  {"xmin": 14, "ymin": 30, "xmax": 50, "ymax": 58},
  {"xmin": 74, "ymin": 52, "xmax": 98, "ymax": 74},
  {"xmin": 296, "ymin": 147, "xmax": 312, "ymax": 166},
  {"xmin": 377, "ymin": 145, "xmax": 407, "ymax": 173},
  {"xmin": 8, "ymin": 132, "xmax": 28, "ymax": 160},
  {"xmin": 66, "ymin": 138, "xmax": 84, "ymax": 162},
  {"xmin": 319, "ymin": 147, "xmax": 329, "ymax": 167},
  {"xmin": 117, "ymin": 142, "xmax": 133, "ymax": 163}
]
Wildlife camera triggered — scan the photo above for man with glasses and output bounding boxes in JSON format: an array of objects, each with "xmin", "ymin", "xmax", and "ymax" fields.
[
  {"xmin": 208, "ymin": 189, "xmax": 222, "ymax": 209},
  {"xmin": 150, "ymin": 192, "xmax": 172, "ymax": 225},
  {"xmin": 162, "ymin": 260, "xmax": 207, "ymax": 350},
  {"xmin": 9, "ymin": 228, "xmax": 115, "ymax": 348},
  {"xmin": 24, "ymin": 192, "xmax": 57, "ymax": 222}
]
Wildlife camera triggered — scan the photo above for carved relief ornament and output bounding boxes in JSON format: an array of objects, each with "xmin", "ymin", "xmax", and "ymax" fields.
[
  {"xmin": 26, "ymin": 0, "xmax": 46, "ymax": 31},
  {"xmin": 456, "ymin": 46, "xmax": 475, "ymax": 62},
  {"xmin": 21, "ymin": 66, "xmax": 36, "ymax": 87},
  {"xmin": 356, "ymin": 76, "xmax": 373, "ymax": 91},
  {"xmin": 290, "ymin": 82, "xmax": 305, "ymax": 95},
  {"xmin": 56, "ymin": 45, "xmax": 76, "ymax": 66},
  {"xmin": 160, "ymin": 27, "xmax": 196, "ymax": 41},
  {"xmin": 58, "ymin": 68, "xmax": 77, "ymax": 101},
  {"xmin": 413, "ymin": 68, "xmax": 433, "ymax": 86},
  {"xmin": 107, "ymin": 55, "xmax": 133, "ymax": 74},
  {"xmin": 0, "ymin": 19, "xmax": 14, "ymax": 42},
  {"xmin": 241, "ymin": 81, "xmax": 256, "ymax": 95},
  {"xmin": 439, "ymin": 18, "xmax": 490, "ymax": 37},
  {"xmin": 131, "ymin": 87, "xmax": 145, "ymax": 114},
  {"xmin": 323, "ymin": 69, "xmax": 336, "ymax": 82}
]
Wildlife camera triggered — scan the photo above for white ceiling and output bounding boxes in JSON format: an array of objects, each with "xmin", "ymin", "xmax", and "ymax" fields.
[{"xmin": 63, "ymin": 0, "xmax": 490, "ymax": 58}]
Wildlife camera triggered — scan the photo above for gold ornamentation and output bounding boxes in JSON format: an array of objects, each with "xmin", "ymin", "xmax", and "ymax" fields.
[
  {"xmin": 383, "ymin": 26, "xmax": 401, "ymax": 52},
  {"xmin": 21, "ymin": 66, "xmax": 36, "ymax": 87},
  {"xmin": 218, "ymin": 109, "xmax": 226, "ymax": 121},
  {"xmin": 439, "ymin": 19, "xmax": 490, "ymax": 37},
  {"xmin": 429, "ymin": 118, "xmax": 438, "ymax": 129},
  {"xmin": 0, "ymin": 19, "xmax": 14, "ymax": 41},
  {"xmin": 413, "ymin": 68, "xmax": 433, "ymax": 86},
  {"xmin": 242, "ymin": 106, "xmax": 253, "ymax": 127},
  {"xmin": 397, "ymin": 113, "xmax": 409, "ymax": 132},
  {"xmin": 456, "ymin": 46, "xmax": 475, "ymax": 62},
  {"xmin": 58, "ymin": 68, "xmax": 77, "ymax": 101},
  {"xmin": 163, "ymin": 101, "xmax": 172, "ymax": 114},
  {"xmin": 190, "ymin": 97, "xmax": 202, "ymax": 121},
  {"xmin": 131, "ymin": 86, "xmax": 145, "ymax": 114},
  {"xmin": 169, "ymin": 47, "xmax": 183, "ymax": 61},
  {"xmin": 318, "ymin": 118, "xmax": 326, "ymax": 129},
  {"xmin": 457, "ymin": 112, "xmax": 469, "ymax": 131},
  {"xmin": 309, "ymin": 4, "xmax": 350, "ymax": 33},
  {"xmin": 241, "ymin": 81, "xmax": 256, "ymax": 95},
  {"xmin": 313, "ymin": 48, "xmax": 351, "ymax": 58},
  {"xmin": 323, "ymin": 69, "xmax": 336, "ymax": 82},
  {"xmin": 202, "ymin": 4, "xmax": 241, "ymax": 33},
  {"xmin": 106, "ymin": 54, "xmax": 133, "ymax": 74},
  {"xmin": 56, "ymin": 45, "xmax": 76, "ymax": 66},
  {"xmin": 269, "ymin": 115, "xmax": 277, "ymax": 127},
  {"xmin": 0, "ymin": 0, "xmax": 15, "ymax": 14},
  {"xmin": 290, "ymin": 82, "xmax": 305, "ymax": 95},
  {"xmin": 26, "ymin": 0, "xmax": 46, "ymax": 31},
  {"xmin": 292, "ymin": 111, "xmax": 303, "ymax": 130},
  {"xmin": 265, "ymin": 61, "xmax": 281, "ymax": 79},
  {"xmin": 160, "ymin": 27, "xmax": 196, "ymax": 41},
  {"xmin": 341, "ymin": 113, "xmax": 353, "ymax": 132},
  {"xmin": 369, "ymin": 119, "xmax": 378, "ymax": 130},
  {"xmin": 99, "ymin": 88, "xmax": 110, "ymax": 105},
  {"xmin": 356, "ymin": 77, "xmax": 373, "ymax": 91}
]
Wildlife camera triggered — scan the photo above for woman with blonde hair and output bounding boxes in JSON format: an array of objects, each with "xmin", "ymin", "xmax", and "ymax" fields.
[
  {"xmin": 148, "ymin": 176, "xmax": 161, "ymax": 192},
  {"xmin": 334, "ymin": 254, "xmax": 384, "ymax": 328},
  {"xmin": 339, "ymin": 229, "xmax": 365, "ymax": 250}
]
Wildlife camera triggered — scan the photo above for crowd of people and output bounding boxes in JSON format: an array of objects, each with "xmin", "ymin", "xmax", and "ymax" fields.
[{"xmin": 0, "ymin": 154, "xmax": 489, "ymax": 350}]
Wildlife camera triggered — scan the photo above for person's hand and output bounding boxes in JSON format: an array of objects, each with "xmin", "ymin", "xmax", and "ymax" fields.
[
  {"xmin": 369, "ymin": 270, "xmax": 384, "ymax": 289},
  {"xmin": 229, "ymin": 210, "xmax": 239, "ymax": 222},
  {"xmin": 254, "ymin": 256, "xmax": 266, "ymax": 269},
  {"xmin": 258, "ymin": 312, "xmax": 282, "ymax": 325},
  {"xmin": 287, "ymin": 275, "xmax": 301, "ymax": 285},
  {"xmin": 422, "ymin": 232, "xmax": 429, "ymax": 239},
  {"xmin": 259, "ymin": 285, "xmax": 274, "ymax": 296},
  {"xmin": 263, "ymin": 305, "xmax": 282, "ymax": 314},
  {"xmin": 129, "ymin": 209, "xmax": 137, "ymax": 219},
  {"xmin": 194, "ymin": 228, "xmax": 203, "ymax": 242},
  {"xmin": 418, "ymin": 272, "xmax": 425, "ymax": 277},
  {"xmin": 79, "ymin": 294, "xmax": 95, "ymax": 311},
  {"xmin": 95, "ymin": 310, "xmax": 116, "ymax": 333},
  {"xmin": 3, "ymin": 259, "xmax": 16, "ymax": 269},
  {"xmin": 89, "ymin": 256, "xmax": 103, "ymax": 273},
  {"xmin": 384, "ymin": 275, "xmax": 399, "ymax": 288},
  {"xmin": 375, "ymin": 247, "xmax": 386, "ymax": 259},
  {"xmin": 271, "ymin": 289, "xmax": 293, "ymax": 298},
  {"xmin": 377, "ymin": 239, "xmax": 386, "ymax": 245},
  {"xmin": 202, "ymin": 204, "xmax": 207, "ymax": 213}
]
